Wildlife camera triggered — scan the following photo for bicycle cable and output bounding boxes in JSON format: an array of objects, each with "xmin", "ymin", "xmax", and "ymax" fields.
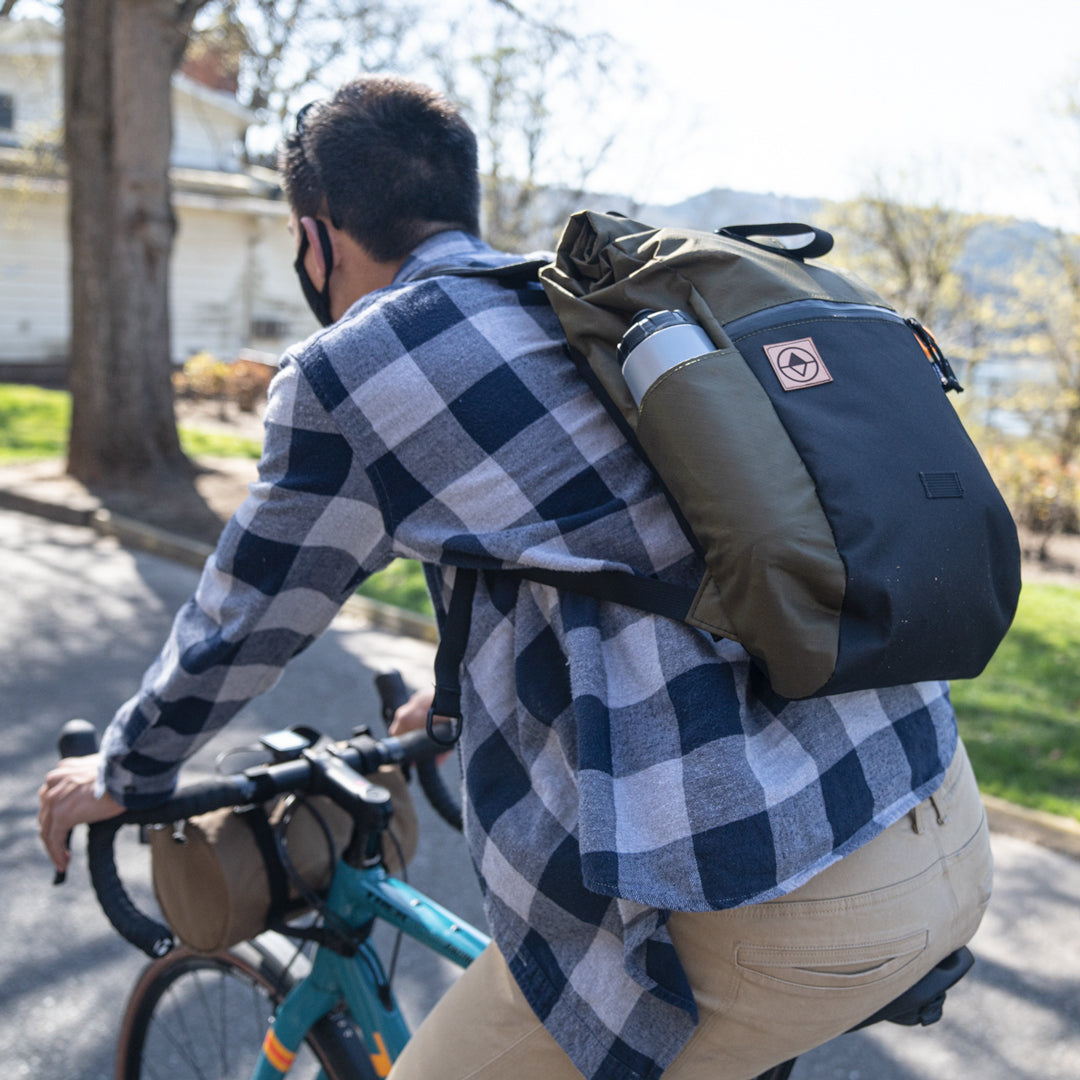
[
  {"xmin": 273, "ymin": 794, "xmax": 358, "ymax": 950},
  {"xmin": 382, "ymin": 827, "xmax": 408, "ymax": 989}
]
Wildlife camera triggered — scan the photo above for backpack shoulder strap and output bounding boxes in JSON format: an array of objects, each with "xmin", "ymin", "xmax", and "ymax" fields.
[
  {"xmin": 508, "ymin": 567, "xmax": 697, "ymax": 621},
  {"xmin": 412, "ymin": 259, "xmax": 549, "ymax": 287},
  {"xmin": 429, "ymin": 566, "xmax": 699, "ymax": 741}
]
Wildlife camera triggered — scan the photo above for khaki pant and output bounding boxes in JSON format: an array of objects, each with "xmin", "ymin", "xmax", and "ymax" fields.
[{"xmin": 390, "ymin": 741, "xmax": 992, "ymax": 1080}]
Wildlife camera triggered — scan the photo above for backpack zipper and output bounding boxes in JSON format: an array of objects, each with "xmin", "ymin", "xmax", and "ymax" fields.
[{"xmin": 906, "ymin": 317, "xmax": 964, "ymax": 394}]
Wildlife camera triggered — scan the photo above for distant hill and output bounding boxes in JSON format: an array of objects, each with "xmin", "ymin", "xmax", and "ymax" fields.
[
  {"xmin": 636, "ymin": 187, "xmax": 825, "ymax": 231},
  {"xmin": 591, "ymin": 185, "xmax": 1060, "ymax": 286},
  {"xmin": 529, "ymin": 185, "xmax": 827, "ymax": 247},
  {"xmin": 529, "ymin": 184, "xmax": 1061, "ymax": 293},
  {"xmin": 569, "ymin": 186, "xmax": 824, "ymax": 234},
  {"xmin": 961, "ymin": 218, "xmax": 1057, "ymax": 282}
]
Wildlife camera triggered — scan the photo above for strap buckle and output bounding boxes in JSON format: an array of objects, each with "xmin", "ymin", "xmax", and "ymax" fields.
[{"xmin": 426, "ymin": 707, "xmax": 462, "ymax": 748}]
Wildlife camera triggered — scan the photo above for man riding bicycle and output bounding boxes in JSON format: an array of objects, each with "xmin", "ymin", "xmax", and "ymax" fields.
[{"xmin": 40, "ymin": 76, "xmax": 992, "ymax": 1080}]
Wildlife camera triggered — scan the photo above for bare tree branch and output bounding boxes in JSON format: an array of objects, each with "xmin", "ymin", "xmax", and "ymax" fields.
[
  {"xmin": 172, "ymin": 0, "xmax": 213, "ymax": 67},
  {"xmin": 200, "ymin": 0, "xmax": 417, "ymax": 125},
  {"xmin": 486, "ymin": 0, "xmax": 575, "ymax": 44}
]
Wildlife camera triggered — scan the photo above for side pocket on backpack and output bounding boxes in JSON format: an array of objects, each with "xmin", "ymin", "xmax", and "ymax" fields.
[{"xmin": 635, "ymin": 346, "xmax": 846, "ymax": 699}]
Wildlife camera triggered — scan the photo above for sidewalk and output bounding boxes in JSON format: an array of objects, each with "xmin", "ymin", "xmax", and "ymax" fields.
[
  {"xmin": 0, "ymin": 457, "xmax": 438, "ymax": 642},
  {"xmin": 1, "ymin": 455, "xmax": 1077, "ymax": 861}
]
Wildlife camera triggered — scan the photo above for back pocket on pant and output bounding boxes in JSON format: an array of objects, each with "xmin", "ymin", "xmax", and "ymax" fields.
[{"xmin": 736, "ymin": 930, "xmax": 928, "ymax": 991}]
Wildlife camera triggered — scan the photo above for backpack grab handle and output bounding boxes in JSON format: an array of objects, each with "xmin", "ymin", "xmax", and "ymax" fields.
[{"xmin": 717, "ymin": 223, "xmax": 834, "ymax": 260}]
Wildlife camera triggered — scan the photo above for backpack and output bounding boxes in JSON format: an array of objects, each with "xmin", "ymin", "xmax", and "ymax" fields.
[{"xmin": 429, "ymin": 211, "xmax": 1020, "ymax": 714}]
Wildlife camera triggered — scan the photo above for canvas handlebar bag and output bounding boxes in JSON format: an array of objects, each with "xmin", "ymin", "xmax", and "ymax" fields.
[{"xmin": 149, "ymin": 765, "xmax": 417, "ymax": 954}]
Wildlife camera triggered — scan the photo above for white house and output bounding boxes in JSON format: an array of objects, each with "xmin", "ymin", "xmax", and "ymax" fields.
[{"xmin": 0, "ymin": 17, "xmax": 318, "ymax": 379}]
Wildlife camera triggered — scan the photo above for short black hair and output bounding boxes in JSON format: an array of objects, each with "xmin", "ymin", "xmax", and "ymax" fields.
[{"xmin": 279, "ymin": 77, "xmax": 481, "ymax": 262}]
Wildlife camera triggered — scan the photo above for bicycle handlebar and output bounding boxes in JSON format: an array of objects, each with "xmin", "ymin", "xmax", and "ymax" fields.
[
  {"xmin": 66, "ymin": 671, "xmax": 462, "ymax": 958},
  {"xmin": 374, "ymin": 669, "xmax": 464, "ymax": 831}
]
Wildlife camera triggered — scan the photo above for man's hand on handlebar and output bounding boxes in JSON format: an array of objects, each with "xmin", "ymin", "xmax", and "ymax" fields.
[
  {"xmin": 389, "ymin": 688, "xmax": 454, "ymax": 765},
  {"xmin": 388, "ymin": 687, "xmax": 436, "ymax": 737},
  {"xmin": 38, "ymin": 754, "xmax": 123, "ymax": 876}
]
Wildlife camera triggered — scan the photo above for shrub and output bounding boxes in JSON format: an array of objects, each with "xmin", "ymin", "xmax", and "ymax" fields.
[
  {"xmin": 982, "ymin": 442, "xmax": 1080, "ymax": 558},
  {"xmin": 173, "ymin": 353, "xmax": 276, "ymax": 413},
  {"xmin": 174, "ymin": 351, "xmax": 230, "ymax": 401},
  {"xmin": 226, "ymin": 359, "xmax": 276, "ymax": 412}
]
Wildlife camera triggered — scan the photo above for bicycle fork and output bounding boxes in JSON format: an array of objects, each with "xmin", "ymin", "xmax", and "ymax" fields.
[{"xmin": 253, "ymin": 939, "xmax": 404, "ymax": 1079}]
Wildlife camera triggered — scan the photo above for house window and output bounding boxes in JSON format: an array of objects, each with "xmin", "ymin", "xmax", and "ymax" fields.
[
  {"xmin": 0, "ymin": 94, "xmax": 13, "ymax": 131},
  {"xmin": 250, "ymin": 317, "xmax": 290, "ymax": 340}
]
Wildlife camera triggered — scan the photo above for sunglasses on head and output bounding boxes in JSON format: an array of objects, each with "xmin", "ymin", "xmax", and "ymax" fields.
[{"xmin": 295, "ymin": 99, "xmax": 324, "ymax": 134}]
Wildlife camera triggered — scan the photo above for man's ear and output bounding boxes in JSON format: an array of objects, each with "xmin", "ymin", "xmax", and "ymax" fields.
[{"xmin": 299, "ymin": 216, "xmax": 332, "ymax": 287}]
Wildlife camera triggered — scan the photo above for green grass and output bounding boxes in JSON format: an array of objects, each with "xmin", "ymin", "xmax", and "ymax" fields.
[
  {"xmin": 951, "ymin": 582, "xmax": 1080, "ymax": 823},
  {"xmin": 0, "ymin": 383, "xmax": 71, "ymax": 461},
  {"xmin": 0, "ymin": 383, "xmax": 261, "ymax": 462},
  {"xmin": 177, "ymin": 427, "xmax": 262, "ymax": 460},
  {"xmin": 357, "ymin": 559, "xmax": 434, "ymax": 618}
]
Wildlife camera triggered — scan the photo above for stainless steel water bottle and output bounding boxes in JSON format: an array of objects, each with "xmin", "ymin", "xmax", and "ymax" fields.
[{"xmin": 617, "ymin": 309, "xmax": 716, "ymax": 406}]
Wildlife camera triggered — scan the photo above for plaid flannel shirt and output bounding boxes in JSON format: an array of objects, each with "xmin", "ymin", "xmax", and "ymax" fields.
[{"xmin": 100, "ymin": 231, "xmax": 959, "ymax": 1080}]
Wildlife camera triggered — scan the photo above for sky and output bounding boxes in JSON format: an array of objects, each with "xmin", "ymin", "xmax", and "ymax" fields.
[
  {"xmin": 9, "ymin": 0, "xmax": 1078, "ymax": 228},
  {"xmin": 563, "ymin": 0, "xmax": 1080, "ymax": 228}
]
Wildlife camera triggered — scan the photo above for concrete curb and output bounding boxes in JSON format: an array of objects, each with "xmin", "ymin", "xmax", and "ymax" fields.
[
  {"xmin": 2, "ymin": 478, "xmax": 1077, "ymax": 860},
  {"xmin": 0, "ymin": 486, "xmax": 96, "ymax": 527},
  {"xmin": 91, "ymin": 508, "xmax": 215, "ymax": 570},
  {"xmin": 0, "ymin": 485, "xmax": 96, "ymax": 528},
  {"xmin": 982, "ymin": 793, "xmax": 1080, "ymax": 861},
  {"xmin": 88, "ymin": 508, "xmax": 439, "ymax": 643}
]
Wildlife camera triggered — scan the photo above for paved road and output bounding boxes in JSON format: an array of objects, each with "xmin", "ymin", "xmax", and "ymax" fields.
[{"xmin": 1, "ymin": 507, "xmax": 1078, "ymax": 1079}]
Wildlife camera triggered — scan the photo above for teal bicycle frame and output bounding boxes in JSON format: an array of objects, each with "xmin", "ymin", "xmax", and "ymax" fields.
[{"xmin": 252, "ymin": 858, "xmax": 489, "ymax": 1079}]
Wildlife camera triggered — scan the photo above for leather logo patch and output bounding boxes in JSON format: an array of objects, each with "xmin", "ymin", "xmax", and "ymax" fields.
[{"xmin": 763, "ymin": 337, "xmax": 833, "ymax": 391}]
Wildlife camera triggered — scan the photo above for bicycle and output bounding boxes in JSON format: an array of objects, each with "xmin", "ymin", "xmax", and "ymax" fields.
[{"xmin": 58, "ymin": 670, "xmax": 975, "ymax": 1080}]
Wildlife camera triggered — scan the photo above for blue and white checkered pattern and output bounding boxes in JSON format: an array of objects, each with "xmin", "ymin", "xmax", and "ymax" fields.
[{"xmin": 99, "ymin": 231, "xmax": 958, "ymax": 1080}]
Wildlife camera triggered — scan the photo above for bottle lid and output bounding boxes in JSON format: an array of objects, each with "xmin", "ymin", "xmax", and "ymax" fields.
[{"xmin": 617, "ymin": 310, "xmax": 698, "ymax": 366}]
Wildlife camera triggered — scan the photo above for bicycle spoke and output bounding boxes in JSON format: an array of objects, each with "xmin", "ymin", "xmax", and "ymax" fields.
[
  {"xmin": 190, "ymin": 967, "xmax": 229, "ymax": 1076},
  {"xmin": 247, "ymin": 970, "xmax": 273, "ymax": 1046},
  {"xmin": 125, "ymin": 955, "xmax": 332, "ymax": 1080},
  {"xmin": 217, "ymin": 970, "xmax": 231, "ymax": 1077},
  {"xmin": 149, "ymin": 977, "xmax": 216, "ymax": 1079}
]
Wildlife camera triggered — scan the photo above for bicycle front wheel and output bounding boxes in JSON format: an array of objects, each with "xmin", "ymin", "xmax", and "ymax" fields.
[{"xmin": 115, "ymin": 936, "xmax": 377, "ymax": 1080}]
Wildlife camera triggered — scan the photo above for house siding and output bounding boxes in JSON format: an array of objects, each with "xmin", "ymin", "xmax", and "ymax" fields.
[
  {"xmin": 170, "ymin": 198, "xmax": 317, "ymax": 361},
  {"xmin": 172, "ymin": 76, "xmax": 249, "ymax": 172},
  {"xmin": 0, "ymin": 181, "xmax": 70, "ymax": 363},
  {"xmin": 0, "ymin": 17, "xmax": 317, "ymax": 375},
  {"xmin": 0, "ymin": 181, "xmax": 318, "ymax": 367}
]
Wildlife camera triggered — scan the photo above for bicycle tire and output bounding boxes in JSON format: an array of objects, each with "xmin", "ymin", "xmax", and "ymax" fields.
[{"xmin": 115, "ymin": 935, "xmax": 378, "ymax": 1080}]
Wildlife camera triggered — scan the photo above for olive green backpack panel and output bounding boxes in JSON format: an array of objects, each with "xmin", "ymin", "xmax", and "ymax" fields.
[{"xmin": 635, "ymin": 346, "xmax": 845, "ymax": 694}]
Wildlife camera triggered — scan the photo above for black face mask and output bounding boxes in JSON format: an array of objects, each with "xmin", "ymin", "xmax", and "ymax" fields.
[{"xmin": 294, "ymin": 219, "xmax": 335, "ymax": 327}]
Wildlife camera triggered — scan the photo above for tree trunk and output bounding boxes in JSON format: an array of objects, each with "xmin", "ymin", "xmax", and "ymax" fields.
[{"xmin": 64, "ymin": 0, "xmax": 201, "ymax": 490}]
